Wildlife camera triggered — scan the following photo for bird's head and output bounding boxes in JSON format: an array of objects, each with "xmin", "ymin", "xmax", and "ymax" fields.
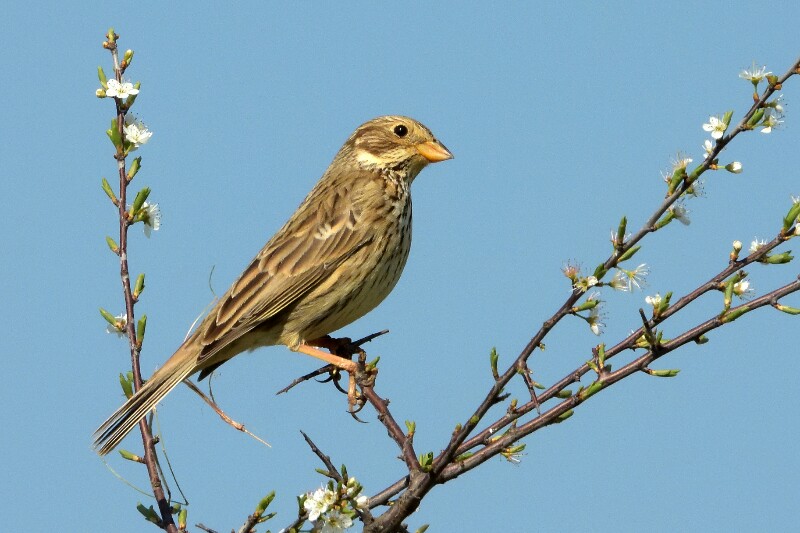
[{"xmin": 343, "ymin": 116, "xmax": 452, "ymax": 181}]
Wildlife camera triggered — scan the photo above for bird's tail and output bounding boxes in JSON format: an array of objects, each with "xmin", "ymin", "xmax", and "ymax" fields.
[{"xmin": 93, "ymin": 344, "xmax": 199, "ymax": 456}]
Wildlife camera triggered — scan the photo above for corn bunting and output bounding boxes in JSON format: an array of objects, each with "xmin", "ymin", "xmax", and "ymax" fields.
[{"xmin": 93, "ymin": 115, "xmax": 452, "ymax": 455}]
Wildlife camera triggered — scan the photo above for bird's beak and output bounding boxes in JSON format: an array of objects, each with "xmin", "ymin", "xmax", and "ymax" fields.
[{"xmin": 416, "ymin": 141, "xmax": 453, "ymax": 163}]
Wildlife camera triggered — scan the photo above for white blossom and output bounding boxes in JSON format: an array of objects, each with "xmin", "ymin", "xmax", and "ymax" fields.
[
  {"xmin": 615, "ymin": 264, "xmax": 649, "ymax": 292},
  {"xmin": 725, "ymin": 161, "xmax": 743, "ymax": 174},
  {"xmin": 749, "ymin": 238, "xmax": 768, "ymax": 254},
  {"xmin": 733, "ymin": 279, "xmax": 753, "ymax": 298},
  {"xmin": 609, "ymin": 270, "xmax": 630, "ymax": 291},
  {"xmin": 141, "ymin": 202, "xmax": 161, "ymax": 237},
  {"xmin": 303, "ymin": 488, "xmax": 331, "ymax": 522},
  {"xmin": 739, "ymin": 62, "xmax": 770, "ymax": 83},
  {"xmin": 702, "ymin": 139, "xmax": 714, "ymax": 157},
  {"xmin": 573, "ymin": 275, "xmax": 598, "ymax": 293},
  {"xmin": 320, "ymin": 510, "xmax": 353, "ymax": 533},
  {"xmin": 588, "ymin": 307, "xmax": 605, "ymax": 336},
  {"xmin": 671, "ymin": 204, "xmax": 691, "ymax": 225},
  {"xmin": 761, "ymin": 113, "xmax": 782, "ymax": 134},
  {"xmin": 106, "ymin": 313, "xmax": 127, "ymax": 337},
  {"xmin": 354, "ymin": 495, "xmax": 368, "ymax": 510},
  {"xmin": 703, "ymin": 116, "xmax": 727, "ymax": 140},
  {"xmin": 610, "ymin": 230, "xmax": 631, "ymax": 248},
  {"xmin": 105, "ymin": 79, "xmax": 139, "ymax": 99},
  {"xmin": 123, "ymin": 115, "xmax": 153, "ymax": 149},
  {"xmin": 671, "ymin": 155, "xmax": 693, "ymax": 171},
  {"xmin": 766, "ymin": 94, "xmax": 786, "ymax": 115},
  {"xmin": 645, "ymin": 293, "xmax": 662, "ymax": 307}
]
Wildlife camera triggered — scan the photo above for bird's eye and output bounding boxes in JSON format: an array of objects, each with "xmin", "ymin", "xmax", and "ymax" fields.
[{"xmin": 393, "ymin": 124, "xmax": 408, "ymax": 137}]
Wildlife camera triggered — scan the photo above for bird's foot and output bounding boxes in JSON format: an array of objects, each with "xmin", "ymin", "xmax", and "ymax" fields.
[{"xmin": 296, "ymin": 337, "xmax": 370, "ymax": 414}]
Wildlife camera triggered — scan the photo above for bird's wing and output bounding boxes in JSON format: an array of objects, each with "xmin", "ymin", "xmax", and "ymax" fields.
[{"xmin": 195, "ymin": 176, "xmax": 372, "ymax": 362}]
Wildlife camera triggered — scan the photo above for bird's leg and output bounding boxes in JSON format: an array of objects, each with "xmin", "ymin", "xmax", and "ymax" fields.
[
  {"xmin": 294, "ymin": 341, "xmax": 357, "ymax": 371},
  {"xmin": 294, "ymin": 340, "xmax": 358, "ymax": 410}
]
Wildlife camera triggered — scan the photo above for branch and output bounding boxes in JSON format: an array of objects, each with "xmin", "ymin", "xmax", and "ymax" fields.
[
  {"xmin": 101, "ymin": 29, "xmax": 177, "ymax": 532},
  {"xmin": 362, "ymin": 55, "xmax": 800, "ymax": 533}
]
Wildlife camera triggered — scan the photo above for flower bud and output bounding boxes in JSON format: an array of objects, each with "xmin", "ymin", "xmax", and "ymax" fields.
[
  {"xmin": 119, "ymin": 449, "xmax": 143, "ymax": 462},
  {"xmin": 725, "ymin": 161, "xmax": 743, "ymax": 174}
]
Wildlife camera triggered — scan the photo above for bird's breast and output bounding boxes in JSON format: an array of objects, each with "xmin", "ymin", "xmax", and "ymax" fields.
[{"xmin": 280, "ymin": 190, "xmax": 413, "ymax": 345}]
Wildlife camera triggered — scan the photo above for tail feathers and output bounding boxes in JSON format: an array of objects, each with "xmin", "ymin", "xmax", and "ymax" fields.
[{"xmin": 93, "ymin": 349, "xmax": 198, "ymax": 456}]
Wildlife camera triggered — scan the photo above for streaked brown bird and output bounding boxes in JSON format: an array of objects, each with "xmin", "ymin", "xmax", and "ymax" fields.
[{"xmin": 93, "ymin": 115, "xmax": 452, "ymax": 455}]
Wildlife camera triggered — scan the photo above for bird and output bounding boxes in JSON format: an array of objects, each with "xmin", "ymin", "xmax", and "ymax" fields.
[{"xmin": 93, "ymin": 115, "xmax": 452, "ymax": 455}]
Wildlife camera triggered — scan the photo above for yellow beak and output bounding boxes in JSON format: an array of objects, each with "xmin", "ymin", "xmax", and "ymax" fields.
[{"xmin": 416, "ymin": 140, "xmax": 453, "ymax": 162}]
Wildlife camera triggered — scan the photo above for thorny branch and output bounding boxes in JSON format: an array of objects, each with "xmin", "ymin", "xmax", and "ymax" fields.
[
  {"xmin": 345, "ymin": 56, "xmax": 800, "ymax": 533},
  {"xmin": 101, "ymin": 30, "xmax": 179, "ymax": 533},
  {"xmin": 96, "ymin": 32, "xmax": 799, "ymax": 532}
]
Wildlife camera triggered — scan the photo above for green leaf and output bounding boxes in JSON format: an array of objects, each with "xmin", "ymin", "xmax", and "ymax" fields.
[
  {"xmin": 130, "ymin": 187, "xmax": 151, "ymax": 216},
  {"xmin": 107, "ymin": 118, "xmax": 122, "ymax": 148},
  {"xmin": 747, "ymin": 108, "xmax": 765, "ymax": 127},
  {"xmin": 721, "ymin": 306, "xmax": 750, "ymax": 323},
  {"xmin": 136, "ymin": 315, "xmax": 147, "ymax": 344},
  {"xmin": 765, "ymin": 251, "xmax": 793, "ymax": 264},
  {"xmin": 593, "ymin": 263, "xmax": 607, "ymax": 279},
  {"xmin": 579, "ymin": 381, "xmax": 604, "ymax": 400},
  {"xmin": 616, "ymin": 216, "xmax": 627, "ymax": 247},
  {"xmin": 101, "ymin": 177, "xmax": 118, "ymax": 204},
  {"xmin": 105, "ymin": 236, "xmax": 119, "ymax": 254},
  {"xmin": 722, "ymin": 110, "xmax": 734, "ymax": 127},
  {"xmin": 136, "ymin": 503, "xmax": 160, "ymax": 524},
  {"xmin": 118, "ymin": 449, "xmax": 141, "ymax": 462},
  {"xmin": 99, "ymin": 307, "xmax": 117, "ymax": 326},
  {"xmin": 119, "ymin": 372, "xmax": 134, "ymax": 399},
  {"xmin": 555, "ymin": 409, "xmax": 574, "ymax": 422},
  {"xmin": 254, "ymin": 491, "xmax": 276, "ymax": 515},
  {"xmin": 489, "ymin": 347, "xmax": 499, "ymax": 379},
  {"xmin": 133, "ymin": 273, "xmax": 145, "ymax": 299},
  {"xmin": 97, "ymin": 66, "xmax": 108, "ymax": 88},
  {"xmin": 649, "ymin": 368, "xmax": 680, "ymax": 377},
  {"xmin": 618, "ymin": 245, "xmax": 641, "ymax": 263},
  {"xmin": 127, "ymin": 157, "xmax": 142, "ymax": 180}
]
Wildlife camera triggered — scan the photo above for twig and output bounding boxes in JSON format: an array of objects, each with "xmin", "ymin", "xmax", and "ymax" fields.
[
  {"xmin": 360, "ymin": 385, "xmax": 420, "ymax": 473},
  {"xmin": 362, "ymin": 56, "xmax": 800, "ymax": 533},
  {"xmin": 300, "ymin": 430, "xmax": 340, "ymax": 478},
  {"xmin": 276, "ymin": 364, "xmax": 336, "ymax": 395},
  {"xmin": 183, "ymin": 379, "xmax": 271, "ymax": 448},
  {"xmin": 441, "ymin": 277, "xmax": 800, "ymax": 481},
  {"xmin": 103, "ymin": 30, "xmax": 178, "ymax": 533}
]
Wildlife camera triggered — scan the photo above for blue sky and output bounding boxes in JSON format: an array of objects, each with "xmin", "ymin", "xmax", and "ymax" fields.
[{"xmin": 2, "ymin": 2, "xmax": 799, "ymax": 532}]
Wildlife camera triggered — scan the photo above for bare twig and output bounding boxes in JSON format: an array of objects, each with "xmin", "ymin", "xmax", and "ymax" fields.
[
  {"xmin": 182, "ymin": 379, "xmax": 272, "ymax": 448},
  {"xmin": 276, "ymin": 364, "xmax": 337, "ymax": 395},
  {"xmin": 301, "ymin": 430, "xmax": 340, "ymax": 478}
]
